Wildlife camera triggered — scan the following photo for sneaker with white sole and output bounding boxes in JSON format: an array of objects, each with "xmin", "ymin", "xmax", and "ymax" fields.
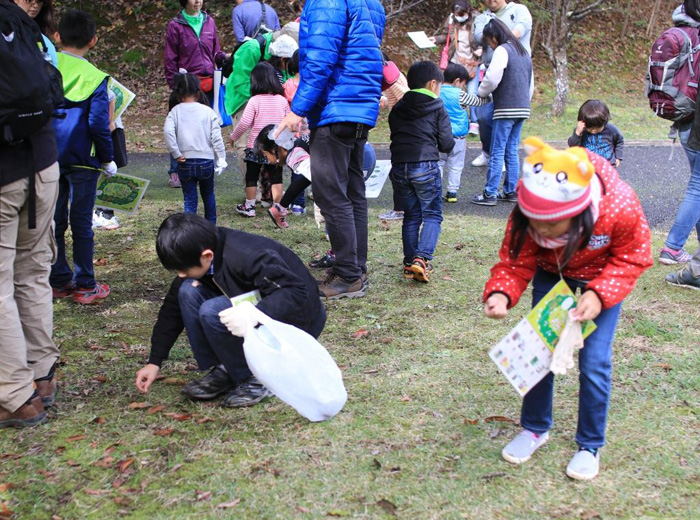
[
  {"xmin": 659, "ymin": 247, "xmax": 692, "ymax": 265},
  {"xmin": 379, "ymin": 209, "xmax": 404, "ymax": 220},
  {"xmin": 468, "ymin": 122, "xmax": 479, "ymax": 135},
  {"xmin": 236, "ymin": 203, "xmax": 256, "ymax": 217},
  {"xmin": 566, "ymin": 448, "xmax": 600, "ymax": 481},
  {"xmin": 471, "ymin": 152, "xmax": 489, "ymax": 167},
  {"xmin": 501, "ymin": 429, "xmax": 549, "ymax": 464}
]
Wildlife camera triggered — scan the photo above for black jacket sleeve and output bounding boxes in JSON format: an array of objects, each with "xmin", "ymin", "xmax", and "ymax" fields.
[
  {"xmin": 611, "ymin": 125, "xmax": 624, "ymax": 161},
  {"xmin": 148, "ymin": 277, "xmax": 185, "ymax": 366},
  {"xmin": 437, "ymin": 106, "xmax": 455, "ymax": 154},
  {"xmin": 568, "ymin": 130, "xmax": 583, "ymax": 147}
]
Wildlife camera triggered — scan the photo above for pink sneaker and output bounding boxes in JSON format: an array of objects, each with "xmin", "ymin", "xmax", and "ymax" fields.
[
  {"xmin": 168, "ymin": 173, "xmax": 181, "ymax": 188},
  {"xmin": 73, "ymin": 283, "xmax": 110, "ymax": 305},
  {"xmin": 659, "ymin": 247, "xmax": 692, "ymax": 265},
  {"xmin": 268, "ymin": 204, "xmax": 289, "ymax": 229}
]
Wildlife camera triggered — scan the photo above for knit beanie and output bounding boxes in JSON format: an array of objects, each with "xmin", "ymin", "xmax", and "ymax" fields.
[
  {"xmin": 516, "ymin": 137, "xmax": 596, "ymax": 221},
  {"xmin": 270, "ymin": 35, "xmax": 298, "ymax": 58}
]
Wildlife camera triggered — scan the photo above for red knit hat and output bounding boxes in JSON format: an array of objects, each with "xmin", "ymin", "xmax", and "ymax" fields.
[{"xmin": 516, "ymin": 137, "xmax": 595, "ymax": 221}]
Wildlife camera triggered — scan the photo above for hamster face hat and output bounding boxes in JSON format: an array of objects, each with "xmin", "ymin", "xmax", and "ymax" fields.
[{"xmin": 517, "ymin": 137, "xmax": 595, "ymax": 221}]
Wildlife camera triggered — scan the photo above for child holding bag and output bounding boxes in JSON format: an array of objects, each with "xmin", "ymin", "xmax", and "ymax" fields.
[
  {"xmin": 483, "ymin": 137, "xmax": 653, "ymax": 480},
  {"xmin": 164, "ymin": 74, "xmax": 227, "ymax": 224}
]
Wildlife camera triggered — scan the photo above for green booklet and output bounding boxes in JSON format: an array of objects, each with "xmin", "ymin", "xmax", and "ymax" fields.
[{"xmin": 95, "ymin": 173, "xmax": 150, "ymax": 214}]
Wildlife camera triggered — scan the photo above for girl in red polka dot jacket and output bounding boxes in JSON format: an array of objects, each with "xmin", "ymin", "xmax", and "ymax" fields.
[{"xmin": 482, "ymin": 137, "xmax": 653, "ymax": 481}]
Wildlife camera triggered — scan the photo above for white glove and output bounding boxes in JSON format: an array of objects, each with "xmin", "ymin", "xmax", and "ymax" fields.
[
  {"xmin": 178, "ymin": 68, "xmax": 188, "ymax": 74},
  {"xmin": 219, "ymin": 301, "xmax": 268, "ymax": 337},
  {"xmin": 102, "ymin": 161, "xmax": 118, "ymax": 177},
  {"xmin": 215, "ymin": 158, "xmax": 228, "ymax": 176}
]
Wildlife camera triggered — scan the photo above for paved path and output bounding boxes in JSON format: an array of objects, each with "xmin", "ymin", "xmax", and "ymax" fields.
[{"xmin": 124, "ymin": 142, "xmax": 690, "ymax": 230}]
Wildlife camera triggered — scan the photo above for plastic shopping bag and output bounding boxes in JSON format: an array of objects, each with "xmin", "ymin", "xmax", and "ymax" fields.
[
  {"xmin": 243, "ymin": 319, "xmax": 347, "ymax": 422},
  {"xmin": 550, "ymin": 312, "xmax": 584, "ymax": 375}
]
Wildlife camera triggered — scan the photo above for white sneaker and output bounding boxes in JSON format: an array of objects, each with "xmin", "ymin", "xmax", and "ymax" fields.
[
  {"xmin": 501, "ymin": 429, "xmax": 549, "ymax": 465},
  {"xmin": 471, "ymin": 152, "xmax": 489, "ymax": 167},
  {"xmin": 566, "ymin": 449, "xmax": 600, "ymax": 481}
]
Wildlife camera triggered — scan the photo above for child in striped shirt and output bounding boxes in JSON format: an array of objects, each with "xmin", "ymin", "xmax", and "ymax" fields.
[{"xmin": 230, "ymin": 62, "xmax": 290, "ymax": 217}]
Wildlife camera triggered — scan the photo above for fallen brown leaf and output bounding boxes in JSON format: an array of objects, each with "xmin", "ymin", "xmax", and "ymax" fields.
[
  {"xmin": 465, "ymin": 418, "xmax": 479, "ymax": 425},
  {"xmin": 118, "ymin": 458, "xmax": 135, "ymax": 473},
  {"xmin": 112, "ymin": 477, "xmax": 126, "ymax": 489},
  {"xmin": 216, "ymin": 499, "xmax": 241, "ymax": 509},
  {"xmin": 350, "ymin": 328, "xmax": 370, "ymax": 339},
  {"xmin": 297, "ymin": 506, "xmax": 310, "ymax": 513},
  {"xmin": 92, "ymin": 375, "xmax": 108, "ymax": 383},
  {"xmin": 400, "ymin": 394, "xmax": 411, "ymax": 402},
  {"xmin": 94, "ymin": 456, "xmax": 115, "ymax": 469},
  {"xmin": 0, "ymin": 484, "xmax": 13, "ymax": 492},
  {"xmin": 195, "ymin": 417, "xmax": 213, "ymax": 425},
  {"xmin": 66, "ymin": 435, "xmax": 87, "ymax": 442},
  {"xmin": 83, "ymin": 488, "xmax": 106, "ymax": 496},
  {"xmin": 442, "ymin": 275, "xmax": 454, "ymax": 281},
  {"xmin": 653, "ymin": 363, "xmax": 672, "ymax": 371},
  {"xmin": 91, "ymin": 417, "xmax": 106, "ymax": 425},
  {"xmin": 484, "ymin": 416, "xmax": 516, "ymax": 424},
  {"xmin": 580, "ymin": 511, "xmax": 601, "ymax": 520},
  {"xmin": 162, "ymin": 377, "xmax": 186, "ymax": 385},
  {"xmin": 147, "ymin": 405, "xmax": 165, "ymax": 414},
  {"xmin": 169, "ymin": 463, "xmax": 183, "ymax": 473},
  {"xmin": 376, "ymin": 499, "xmax": 397, "ymax": 515},
  {"xmin": 0, "ymin": 502, "xmax": 13, "ymax": 519},
  {"xmin": 128, "ymin": 402, "xmax": 149, "ymax": 409},
  {"xmin": 164, "ymin": 412, "xmax": 191, "ymax": 422},
  {"xmin": 196, "ymin": 490, "xmax": 212, "ymax": 502},
  {"xmin": 153, "ymin": 428, "xmax": 175, "ymax": 436},
  {"xmin": 66, "ymin": 460, "xmax": 80, "ymax": 467}
]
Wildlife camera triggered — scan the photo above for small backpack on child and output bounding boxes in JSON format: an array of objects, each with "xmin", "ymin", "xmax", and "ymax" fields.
[
  {"xmin": 646, "ymin": 25, "xmax": 700, "ymax": 121},
  {"xmin": 0, "ymin": 1, "xmax": 63, "ymax": 143}
]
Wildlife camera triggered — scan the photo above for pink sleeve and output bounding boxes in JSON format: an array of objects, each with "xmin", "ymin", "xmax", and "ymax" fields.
[{"xmin": 230, "ymin": 97, "xmax": 256, "ymax": 142}]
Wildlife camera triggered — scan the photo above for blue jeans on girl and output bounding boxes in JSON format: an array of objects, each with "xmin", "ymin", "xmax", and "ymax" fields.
[
  {"xmin": 178, "ymin": 158, "xmax": 216, "ymax": 224},
  {"xmin": 485, "ymin": 118, "xmax": 525, "ymax": 198},
  {"xmin": 466, "ymin": 74, "xmax": 479, "ymax": 124},
  {"xmin": 521, "ymin": 269, "xmax": 622, "ymax": 450},
  {"xmin": 665, "ymin": 122, "xmax": 700, "ymax": 251},
  {"xmin": 390, "ymin": 161, "xmax": 443, "ymax": 264},
  {"xmin": 50, "ymin": 169, "xmax": 100, "ymax": 290}
]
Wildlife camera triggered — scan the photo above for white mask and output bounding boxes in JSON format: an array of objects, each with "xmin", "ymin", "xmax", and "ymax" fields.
[{"xmin": 454, "ymin": 14, "xmax": 469, "ymax": 23}]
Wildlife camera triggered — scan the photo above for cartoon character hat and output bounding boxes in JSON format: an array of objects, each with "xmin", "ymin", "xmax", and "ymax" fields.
[{"xmin": 517, "ymin": 137, "xmax": 596, "ymax": 221}]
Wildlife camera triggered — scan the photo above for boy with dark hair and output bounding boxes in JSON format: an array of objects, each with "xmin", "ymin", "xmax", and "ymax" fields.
[
  {"xmin": 388, "ymin": 61, "xmax": 455, "ymax": 283},
  {"xmin": 568, "ymin": 99, "xmax": 624, "ymax": 167},
  {"xmin": 51, "ymin": 9, "xmax": 116, "ymax": 305},
  {"xmin": 440, "ymin": 63, "xmax": 490, "ymax": 203},
  {"xmin": 135, "ymin": 213, "xmax": 326, "ymax": 408}
]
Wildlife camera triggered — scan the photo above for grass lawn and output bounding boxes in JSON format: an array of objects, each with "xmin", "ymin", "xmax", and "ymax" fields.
[{"xmin": 1, "ymin": 167, "xmax": 698, "ymax": 519}]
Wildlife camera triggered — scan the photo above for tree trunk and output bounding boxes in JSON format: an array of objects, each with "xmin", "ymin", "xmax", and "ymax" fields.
[{"xmin": 551, "ymin": 47, "xmax": 569, "ymax": 116}]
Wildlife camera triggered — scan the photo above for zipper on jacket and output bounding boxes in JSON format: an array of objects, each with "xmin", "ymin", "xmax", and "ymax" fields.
[{"xmin": 212, "ymin": 278, "xmax": 230, "ymax": 299}]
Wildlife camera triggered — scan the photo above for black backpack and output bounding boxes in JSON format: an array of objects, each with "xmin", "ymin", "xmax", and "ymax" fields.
[{"xmin": 0, "ymin": 1, "xmax": 63, "ymax": 144}]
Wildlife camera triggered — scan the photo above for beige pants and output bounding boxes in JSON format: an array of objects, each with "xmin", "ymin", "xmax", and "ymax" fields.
[{"xmin": 0, "ymin": 163, "xmax": 60, "ymax": 412}]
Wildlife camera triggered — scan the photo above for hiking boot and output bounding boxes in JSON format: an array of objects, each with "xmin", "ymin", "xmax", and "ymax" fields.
[
  {"xmin": 468, "ymin": 122, "xmax": 479, "ymax": 135},
  {"xmin": 309, "ymin": 250, "xmax": 335, "ymax": 269},
  {"xmin": 268, "ymin": 204, "xmax": 289, "ymax": 229},
  {"xmin": 471, "ymin": 193, "xmax": 497, "ymax": 206},
  {"xmin": 445, "ymin": 191, "xmax": 458, "ymax": 203},
  {"xmin": 410, "ymin": 257, "xmax": 434, "ymax": 283},
  {"xmin": 73, "ymin": 283, "xmax": 110, "ymax": 305},
  {"xmin": 665, "ymin": 266, "xmax": 700, "ymax": 290},
  {"xmin": 236, "ymin": 203, "xmax": 256, "ymax": 217},
  {"xmin": 471, "ymin": 152, "xmax": 489, "ymax": 167},
  {"xmin": 379, "ymin": 209, "xmax": 404, "ymax": 220},
  {"xmin": 318, "ymin": 272, "xmax": 366, "ymax": 299},
  {"xmin": 566, "ymin": 448, "xmax": 600, "ymax": 481},
  {"xmin": 497, "ymin": 191, "xmax": 518, "ymax": 203},
  {"xmin": 181, "ymin": 366, "xmax": 235, "ymax": 400},
  {"xmin": 291, "ymin": 204, "xmax": 306, "ymax": 215},
  {"xmin": 219, "ymin": 376, "xmax": 272, "ymax": 408},
  {"xmin": 360, "ymin": 272, "xmax": 369, "ymax": 290},
  {"xmin": 52, "ymin": 283, "xmax": 75, "ymax": 299},
  {"xmin": 35, "ymin": 362, "xmax": 57, "ymax": 408},
  {"xmin": 0, "ymin": 394, "xmax": 47, "ymax": 429},
  {"xmin": 168, "ymin": 173, "xmax": 181, "ymax": 188},
  {"xmin": 501, "ymin": 429, "xmax": 549, "ymax": 465},
  {"xmin": 659, "ymin": 247, "xmax": 692, "ymax": 265}
]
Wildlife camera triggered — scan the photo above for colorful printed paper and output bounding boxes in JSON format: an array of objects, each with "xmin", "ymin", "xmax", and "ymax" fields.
[
  {"xmin": 230, "ymin": 290, "xmax": 262, "ymax": 307},
  {"xmin": 489, "ymin": 280, "xmax": 597, "ymax": 397},
  {"xmin": 109, "ymin": 77, "xmax": 136, "ymax": 120},
  {"xmin": 95, "ymin": 173, "xmax": 150, "ymax": 214}
]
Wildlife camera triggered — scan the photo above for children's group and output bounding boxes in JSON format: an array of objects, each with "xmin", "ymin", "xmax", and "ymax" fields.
[{"xmin": 1, "ymin": 0, "xmax": 698, "ymax": 486}]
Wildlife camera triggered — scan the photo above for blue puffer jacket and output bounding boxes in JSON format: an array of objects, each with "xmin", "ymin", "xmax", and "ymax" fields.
[
  {"xmin": 291, "ymin": 0, "xmax": 385, "ymax": 129},
  {"xmin": 440, "ymin": 85, "xmax": 470, "ymax": 138}
]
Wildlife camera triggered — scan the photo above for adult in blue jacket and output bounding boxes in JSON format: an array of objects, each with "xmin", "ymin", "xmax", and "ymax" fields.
[{"xmin": 277, "ymin": 0, "xmax": 385, "ymax": 300}]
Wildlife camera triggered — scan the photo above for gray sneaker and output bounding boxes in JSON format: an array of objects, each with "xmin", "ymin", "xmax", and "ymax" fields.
[
  {"xmin": 566, "ymin": 449, "xmax": 600, "ymax": 481},
  {"xmin": 501, "ymin": 429, "xmax": 549, "ymax": 464},
  {"xmin": 665, "ymin": 267, "xmax": 700, "ymax": 290}
]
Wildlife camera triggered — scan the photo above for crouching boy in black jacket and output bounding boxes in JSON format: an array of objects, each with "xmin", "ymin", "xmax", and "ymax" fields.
[
  {"xmin": 388, "ymin": 61, "xmax": 455, "ymax": 283},
  {"xmin": 135, "ymin": 213, "xmax": 326, "ymax": 408}
]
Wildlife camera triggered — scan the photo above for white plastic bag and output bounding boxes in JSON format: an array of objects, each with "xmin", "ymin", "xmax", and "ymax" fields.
[
  {"xmin": 243, "ymin": 318, "xmax": 347, "ymax": 422},
  {"xmin": 550, "ymin": 312, "xmax": 584, "ymax": 375}
]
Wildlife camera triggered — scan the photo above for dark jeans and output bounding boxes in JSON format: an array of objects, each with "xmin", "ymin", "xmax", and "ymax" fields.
[
  {"xmin": 521, "ymin": 269, "xmax": 622, "ymax": 450},
  {"xmin": 50, "ymin": 169, "xmax": 100, "ymax": 289},
  {"xmin": 310, "ymin": 123, "xmax": 369, "ymax": 281},
  {"xmin": 477, "ymin": 101, "xmax": 494, "ymax": 155},
  {"xmin": 178, "ymin": 158, "xmax": 216, "ymax": 224},
  {"xmin": 390, "ymin": 161, "xmax": 443, "ymax": 263},
  {"xmin": 178, "ymin": 279, "xmax": 252, "ymax": 383}
]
